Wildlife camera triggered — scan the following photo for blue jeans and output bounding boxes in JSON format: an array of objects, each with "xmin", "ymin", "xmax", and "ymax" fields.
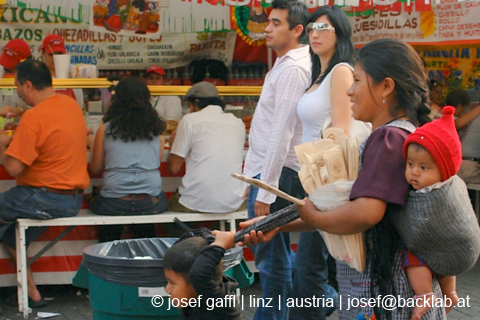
[
  {"xmin": 0, "ymin": 186, "xmax": 84, "ymax": 249},
  {"xmin": 247, "ymin": 167, "xmax": 304, "ymax": 320},
  {"xmin": 90, "ymin": 192, "xmax": 167, "ymax": 243},
  {"xmin": 290, "ymin": 231, "xmax": 330, "ymax": 320}
]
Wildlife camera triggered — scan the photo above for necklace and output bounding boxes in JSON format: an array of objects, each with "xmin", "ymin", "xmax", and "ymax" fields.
[{"xmin": 386, "ymin": 114, "xmax": 407, "ymax": 125}]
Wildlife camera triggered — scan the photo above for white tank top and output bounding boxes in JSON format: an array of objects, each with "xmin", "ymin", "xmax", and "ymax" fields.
[{"xmin": 297, "ymin": 79, "xmax": 330, "ymax": 143}]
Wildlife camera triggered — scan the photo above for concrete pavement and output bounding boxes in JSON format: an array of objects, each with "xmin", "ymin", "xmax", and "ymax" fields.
[{"xmin": 1, "ymin": 260, "xmax": 480, "ymax": 319}]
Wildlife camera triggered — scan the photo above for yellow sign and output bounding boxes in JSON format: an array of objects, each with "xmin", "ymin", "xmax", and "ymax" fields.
[{"xmin": 417, "ymin": 44, "xmax": 480, "ymax": 90}]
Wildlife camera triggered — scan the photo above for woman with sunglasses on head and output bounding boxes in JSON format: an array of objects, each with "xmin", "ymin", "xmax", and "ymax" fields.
[{"xmin": 292, "ymin": 6, "xmax": 355, "ymax": 320}]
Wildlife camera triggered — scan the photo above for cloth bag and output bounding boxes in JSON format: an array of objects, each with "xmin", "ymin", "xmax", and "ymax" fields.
[
  {"xmin": 393, "ymin": 175, "xmax": 480, "ymax": 276},
  {"xmin": 320, "ymin": 63, "xmax": 371, "ymax": 145}
]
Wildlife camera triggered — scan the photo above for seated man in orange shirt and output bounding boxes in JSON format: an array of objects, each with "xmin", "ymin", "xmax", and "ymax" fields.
[{"xmin": 0, "ymin": 60, "xmax": 90, "ymax": 308}]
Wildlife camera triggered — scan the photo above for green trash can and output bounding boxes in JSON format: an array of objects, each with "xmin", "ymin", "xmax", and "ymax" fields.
[
  {"xmin": 73, "ymin": 238, "xmax": 253, "ymax": 320},
  {"xmin": 78, "ymin": 268, "xmax": 181, "ymax": 320},
  {"xmin": 224, "ymin": 258, "xmax": 254, "ymax": 288}
]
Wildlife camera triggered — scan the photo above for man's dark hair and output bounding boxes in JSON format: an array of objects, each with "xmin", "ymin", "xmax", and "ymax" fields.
[
  {"xmin": 272, "ymin": 0, "xmax": 309, "ymax": 43},
  {"xmin": 186, "ymin": 96, "xmax": 226, "ymax": 110},
  {"xmin": 163, "ymin": 237, "xmax": 223, "ymax": 282},
  {"xmin": 445, "ymin": 89, "xmax": 471, "ymax": 108},
  {"xmin": 15, "ymin": 59, "xmax": 52, "ymax": 90}
]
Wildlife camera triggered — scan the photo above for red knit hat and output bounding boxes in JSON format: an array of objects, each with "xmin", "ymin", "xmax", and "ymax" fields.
[
  {"xmin": 0, "ymin": 39, "xmax": 31, "ymax": 70},
  {"xmin": 403, "ymin": 106, "xmax": 462, "ymax": 181}
]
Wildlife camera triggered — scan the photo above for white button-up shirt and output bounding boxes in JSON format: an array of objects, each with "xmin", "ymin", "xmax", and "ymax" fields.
[{"xmin": 243, "ymin": 45, "xmax": 311, "ymax": 204}]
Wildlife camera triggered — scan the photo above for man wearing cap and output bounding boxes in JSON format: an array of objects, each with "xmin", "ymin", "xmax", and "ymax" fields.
[
  {"xmin": 0, "ymin": 39, "xmax": 31, "ymax": 116},
  {"xmin": 0, "ymin": 59, "xmax": 89, "ymax": 308},
  {"xmin": 145, "ymin": 65, "xmax": 182, "ymax": 123},
  {"xmin": 39, "ymin": 34, "xmax": 84, "ymax": 108},
  {"xmin": 167, "ymin": 81, "xmax": 246, "ymax": 214},
  {"xmin": 0, "ymin": 39, "xmax": 31, "ymax": 74}
]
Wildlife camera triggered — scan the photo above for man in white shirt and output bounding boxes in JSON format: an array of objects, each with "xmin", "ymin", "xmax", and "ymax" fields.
[
  {"xmin": 145, "ymin": 65, "xmax": 182, "ymax": 123},
  {"xmin": 167, "ymin": 82, "xmax": 246, "ymax": 214},
  {"xmin": 242, "ymin": 0, "xmax": 310, "ymax": 318}
]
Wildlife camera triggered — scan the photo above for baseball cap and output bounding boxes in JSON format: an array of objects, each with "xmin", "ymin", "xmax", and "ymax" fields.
[
  {"xmin": 184, "ymin": 82, "xmax": 219, "ymax": 99},
  {"xmin": 39, "ymin": 35, "xmax": 66, "ymax": 54},
  {"xmin": 0, "ymin": 39, "xmax": 31, "ymax": 70},
  {"xmin": 146, "ymin": 65, "xmax": 166, "ymax": 76}
]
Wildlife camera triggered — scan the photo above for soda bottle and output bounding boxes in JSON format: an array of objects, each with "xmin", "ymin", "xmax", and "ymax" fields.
[{"xmin": 4, "ymin": 113, "xmax": 16, "ymax": 136}]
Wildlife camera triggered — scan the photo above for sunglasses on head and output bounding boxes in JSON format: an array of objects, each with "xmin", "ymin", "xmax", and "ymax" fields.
[{"xmin": 306, "ymin": 22, "xmax": 335, "ymax": 34}]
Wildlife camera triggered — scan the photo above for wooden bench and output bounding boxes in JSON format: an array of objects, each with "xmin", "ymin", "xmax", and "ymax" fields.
[{"xmin": 14, "ymin": 209, "xmax": 248, "ymax": 318}]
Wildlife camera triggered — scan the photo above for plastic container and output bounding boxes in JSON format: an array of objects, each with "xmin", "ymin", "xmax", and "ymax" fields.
[
  {"xmin": 82, "ymin": 238, "xmax": 243, "ymax": 287},
  {"xmin": 4, "ymin": 114, "xmax": 16, "ymax": 136},
  {"xmin": 224, "ymin": 258, "xmax": 254, "ymax": 288},
  {"xmin": 74, "ymin": 238, "xmax": 251, "ymax": 320},
  {"xmin": 79, "ymin": 270, "xmax": 181, "ymax": 320}
]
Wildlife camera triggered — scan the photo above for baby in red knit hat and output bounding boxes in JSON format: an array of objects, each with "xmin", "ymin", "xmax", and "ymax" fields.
[{"xmin": 402, "ymin": 106, "xmax": 479, "ymax": 319}]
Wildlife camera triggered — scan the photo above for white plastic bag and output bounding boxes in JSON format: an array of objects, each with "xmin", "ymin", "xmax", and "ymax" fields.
[{"xmin": 309, "ymin": 180, "xmax": 366, "ymax": 272}]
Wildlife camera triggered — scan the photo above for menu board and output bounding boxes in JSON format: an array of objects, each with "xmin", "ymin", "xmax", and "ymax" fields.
[
  {"xmin": 349, "ymin": 2, "xmax": 480, "ymax": 45},
  {"xmin": 0, "ymin": 1, "xmax": 235, "ymax": 69},
  {"xmin": 0, "ymin": 11, "xmax": 236, "ymax": 69}
]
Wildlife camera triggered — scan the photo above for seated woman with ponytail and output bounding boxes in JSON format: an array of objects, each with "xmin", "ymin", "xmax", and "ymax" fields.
[{"xmin": 88, "ymin": 77, "xmax": 167, "ymax": 242}]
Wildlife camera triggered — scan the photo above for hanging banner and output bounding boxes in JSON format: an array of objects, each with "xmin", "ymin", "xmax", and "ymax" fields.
[
  {"xmin": 90, "ymin": 0, "xmax": 162, "ymax": 39},
  {"xmin": 231, "ymin": 5, "xmax": 271, "ymax": 46},
  {"xmin": 0, "ymin": 6, "xmax": 236, "ymax": 69},
  {"xmin": 6, "ymin": 0, "xmax": 231, "ymax": 34},
  {"xmin": 417, "ymin": 43, "xmax": 480, "ymax": 91},
  {"xmin": 349, "ymin": 2, "xmax": 480, "ymax": 46}
]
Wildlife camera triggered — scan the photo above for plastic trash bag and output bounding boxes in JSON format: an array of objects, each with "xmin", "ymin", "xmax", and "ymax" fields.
[
  {"xmin": 82, "ymin": 237, "xmax": 243, "ymax": 287},
  {"xmin": 309, "ymin": 180, "xmax": 366, "ymax": 272}
]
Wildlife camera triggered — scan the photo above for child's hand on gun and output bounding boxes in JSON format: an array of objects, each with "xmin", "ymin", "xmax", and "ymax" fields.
[{"xmin": 211, "ymin": 230, "xmax": 235, "ymax": 250}]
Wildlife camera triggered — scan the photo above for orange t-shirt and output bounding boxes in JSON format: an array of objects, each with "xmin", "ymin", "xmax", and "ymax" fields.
[
  {"xmin": 6, "ymin": 94, "xmax": 90, "ymax": 189},
  {"xmin": 55, "ymin": 88, "xmax": 77, "ymax": 101}
]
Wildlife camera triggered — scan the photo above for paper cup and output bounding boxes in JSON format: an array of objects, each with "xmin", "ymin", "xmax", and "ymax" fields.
[
  {"xmin": 70, "ymin": 64, "xmax": 77, "ymax": 78},
  {"xmin": 53, "ymin": 54, "xmax": 71, "ymax": 79}
]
